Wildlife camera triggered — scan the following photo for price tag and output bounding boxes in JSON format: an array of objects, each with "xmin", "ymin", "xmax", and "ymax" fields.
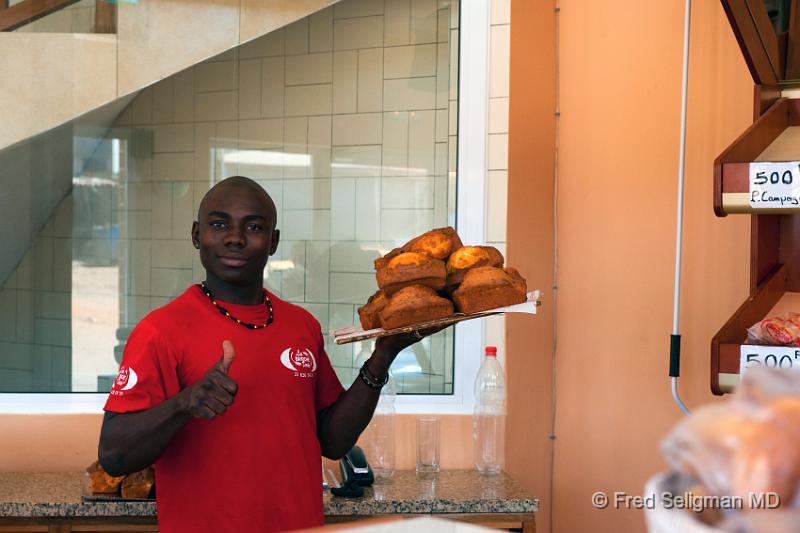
[
  {"xmin": 740, "ymin": 345, "xmax": 800, "ymax": 374},
  {"xmin": 748, "ymin": 162, "xmax": 800, "ymax": 208}
]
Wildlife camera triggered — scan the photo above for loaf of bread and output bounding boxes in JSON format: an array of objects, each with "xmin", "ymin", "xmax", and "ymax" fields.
[
  {"xmin": 87, "ymin": 461, "xmax": 125, "ymax": 495},
  {"xmin": 379, "ymin": 285, "xmax": 455, "ymax": 329},
  {"xmin": 358, "ymin": 290, "xmax": 389, "ymax": 330},
  {"xmin": 452, "ymin": 266, "xmax": 527, "ymax": 314},
  {"xmin": 445, "ymin": 246, "xmax": 504, "ymax": 289},
  {"xmin": 376, "ymin": 252, "xmax": 446, "ymax": 296},
  {"xmin": 374, "ymin": 227, "xmax": 463, "ymax": 270},
  {"xmin": 121, "ymin": 467, "xmax": 155, "ymax": 499}
]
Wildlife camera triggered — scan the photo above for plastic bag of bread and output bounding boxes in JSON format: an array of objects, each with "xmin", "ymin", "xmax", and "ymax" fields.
[
  {"xmin": 747, "ymin": 313, "xmax": 800, "ymax": 346},
  {"xmin": 660, "ymin": 367, "xmax": 800, "ymax": 527},
  {"xmin": 718, "ymin": 509, "xmax": 800, "ymax": 532}
]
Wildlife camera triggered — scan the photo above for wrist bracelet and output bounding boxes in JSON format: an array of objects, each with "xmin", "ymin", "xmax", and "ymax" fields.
[{"xmin": 359, "ymin": 361, "xmax": 388, "ymax": 389}]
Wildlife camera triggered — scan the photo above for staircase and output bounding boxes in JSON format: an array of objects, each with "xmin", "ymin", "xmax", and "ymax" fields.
[
  {"xmin": 0, "ymin": 0, "xmax": 336, "ymax": 151},
  {"xmin": 0, "ymin": 0, "xmax": 336, "ymax": 287}
]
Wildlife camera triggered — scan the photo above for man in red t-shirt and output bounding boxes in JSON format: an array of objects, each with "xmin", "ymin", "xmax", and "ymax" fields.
[{"xmin": 98, "ymin": 176, "xmax": 436, "ymax": 533}]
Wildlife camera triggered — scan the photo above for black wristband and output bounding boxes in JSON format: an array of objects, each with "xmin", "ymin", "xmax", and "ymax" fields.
[{"xmin": 359, "ymin": 361, "xmax": 388, "ymax": 389}]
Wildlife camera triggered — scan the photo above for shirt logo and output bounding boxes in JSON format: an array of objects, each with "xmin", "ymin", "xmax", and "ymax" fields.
[
  {"xmin": 113, "ymin": 366, "xmax": 138, "ymax": 393},
  {"xmin": 280, "ymin": 348, "xmax": 317, "ymax": 378}
]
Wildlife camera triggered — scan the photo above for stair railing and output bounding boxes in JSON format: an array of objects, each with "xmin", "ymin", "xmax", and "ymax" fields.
[{"xmin": 0, "ymin": 0, "xmax": 116, "ymax": 33}]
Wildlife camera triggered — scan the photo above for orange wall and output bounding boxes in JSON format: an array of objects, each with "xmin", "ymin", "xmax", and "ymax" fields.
[
  {"xmin": 0, "ymin": 414, "xmax": 475, "ymax": 472},
  {"xmin": 0, "ymin": 415, "xmax": 103, "ymax": 472},
  {"xmin": 506, "ymin": 1, "xmax": 556, "ymax": 533},
  {"xmin": 506, "ymin": 0, "xmax": 753, "ymax": 532}
]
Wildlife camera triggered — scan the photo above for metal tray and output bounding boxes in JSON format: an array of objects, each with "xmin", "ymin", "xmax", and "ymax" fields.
[{"xmin": 331, "ymin": 290, "xmax": 541, "ymax": 345}]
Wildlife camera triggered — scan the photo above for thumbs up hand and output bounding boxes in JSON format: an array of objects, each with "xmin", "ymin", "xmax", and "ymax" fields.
[
  {"xmin": 219, "ymin": 339, "xmax": 236, "ymax": 374},
  {"xmin": 178, "ymin": 340, "xmax": 239, "ymax": 420}
]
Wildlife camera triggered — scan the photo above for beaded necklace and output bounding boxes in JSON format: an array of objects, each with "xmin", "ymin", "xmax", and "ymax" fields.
[{"xmin": 200, "ymin": 282, "xmax": 274, "ymax": 330}]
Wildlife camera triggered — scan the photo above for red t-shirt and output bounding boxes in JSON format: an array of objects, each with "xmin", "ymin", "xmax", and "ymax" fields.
[{"xmin": 104, "ymin": 285, "xmax": 345, "ymax": 533}]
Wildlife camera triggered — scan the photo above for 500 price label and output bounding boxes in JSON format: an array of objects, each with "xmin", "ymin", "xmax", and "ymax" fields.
[
  {"xmin": 740, "ymin": 345, "xmax": 800, "ymax": 374},
  {"xmin": 749, "ymin": 162, "xmax": 800, "ymax": 208}
]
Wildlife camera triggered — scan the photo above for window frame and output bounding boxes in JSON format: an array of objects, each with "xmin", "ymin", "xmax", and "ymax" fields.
[{"xmin": 0, "ymin": 0, "xmax": 492, "ymax": 415}]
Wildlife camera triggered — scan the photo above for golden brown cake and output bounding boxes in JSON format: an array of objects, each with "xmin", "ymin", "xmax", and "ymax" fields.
[
  {"xmin": 86, "ymin": 461, "xmax": 125, "ymax": 495},
  {"xmin": 378, "ymin": 285, "xmax": 454, "ymax": 329},
  {"xmin": 374, "ymin": 227, "xmax": 463, "ymax": 269},
  {"xmin": 451, "ymin": 266, "xmax": 527, "ymax": 314},
  {"xmin": 445, "ymin": 246, "xmax": 505, "ymax": 288},
  {"xmin": 121, "ymin": 467, "xmax": 155, "ymax": 499},
  {"xmin": 375, "ymin": 252, "xmax": 446, "ymax": 296},
  {"xmin": 357, "ymin": 290, "xmax": 389, "ymax": 330},
  {"xmin": 403, "ymin": 226, "xmax": 463, "ymax": 260}
]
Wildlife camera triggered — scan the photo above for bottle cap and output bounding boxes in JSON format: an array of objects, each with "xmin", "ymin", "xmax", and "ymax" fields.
[{"xmin": 485, "ymin": 346, "xmax": 497, "ymax": 357}]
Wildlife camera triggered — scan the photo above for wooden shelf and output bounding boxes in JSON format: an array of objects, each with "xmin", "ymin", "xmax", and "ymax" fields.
[
  {"xmin": 715, "ymin": 98, "xmax": 800, "ymax": 215},
  {"xmin": 711, "ymin": 265, "xmax": 788, "ymax": 394}
]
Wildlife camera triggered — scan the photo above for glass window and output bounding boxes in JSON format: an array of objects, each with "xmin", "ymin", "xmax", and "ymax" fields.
[{"xmin": 0, "ymin": 0, "xmax": 460, "ymax": 395}]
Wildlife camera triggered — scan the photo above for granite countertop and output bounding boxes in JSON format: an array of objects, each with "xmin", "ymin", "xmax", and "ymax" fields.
[{"xmin": 0, "ymin": 470, "xmax": 537, "ymax": 519}]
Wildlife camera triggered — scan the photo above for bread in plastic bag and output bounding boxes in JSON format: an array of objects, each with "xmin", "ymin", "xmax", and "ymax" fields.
[
  {"xmin": 660, "ymin": 367, "xmax": 800, "ymax": 522},
  {"xmin": 719, "ymin": 509, "xmax": 800, "ymax": 533},
  {"xmin": 747, "ymin": 313, "xmax": 800, "ymax": 346}
]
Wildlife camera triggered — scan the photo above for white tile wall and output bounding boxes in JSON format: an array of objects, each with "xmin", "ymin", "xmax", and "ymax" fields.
[
  {"xmin": 410, "ymin": 0, "xmax": 438, "ymax": 43},
  {"xmin": 332, "ymin": 113, "xmax": 382, "ymax": 146},
  {"xmin": 285, "ymin": 19, "xmax": 310, "ymax": 55},
  {"xmin": 285, "ymin": 53, "xmax": 333, "ymax": 86},
  {"xmin": 310, "ymin": 10, "xmax": 334, "ymax": 53},
  {"xmin": 238, "ymin": 59, "xmax": 262, "ymax": 119},
  {"xmin": 357, "ymin": 49, "xmax": 383, "ymax": 113},
  {"xmin": 333, "ymin": 51, "xmax": 358, "ymax": 114},
  {"xmin": 333, "ymin": 16, "xmax": 383, "ymax": 50},
  {"xmin": 484, "ymin": 0, "xmax": 510, "ymax": 367},
  {"xmin": 384, "ymin": 44, "xmax": 437, "ymax": 79},
  {"xmin": 384, "ymin": 0, "xmax": 411, "ymax": 46},
  {"xmin": 195, "ymin": 61, "xmax": 238, "ymax": 93},
  {"xmin": 383, "ymin": 77, "xmax": 437, "ymax": 111},
  {"xmin": 285, "ymin": 84, "xmax": 333, "ymax": 116}
]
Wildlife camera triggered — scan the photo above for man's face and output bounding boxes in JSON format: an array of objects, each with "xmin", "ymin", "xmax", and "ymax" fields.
[{"xmin": 191, "ymin": 184, "xmax": 279, "ymax": 287}]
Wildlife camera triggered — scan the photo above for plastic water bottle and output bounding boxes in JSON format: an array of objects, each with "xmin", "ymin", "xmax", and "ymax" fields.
[
  {"xmin": 473, "ymin": 346, "xmax": 506, "ymax": 475},
  {"xmin": 365, "ymin": 374, "xmax": 396, "ymax": 478}
]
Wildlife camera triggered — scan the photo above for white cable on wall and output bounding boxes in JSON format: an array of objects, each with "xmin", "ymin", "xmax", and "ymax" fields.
[{"xmin": 670, "ymin": 0, "xmax": 692, "ymax": 416}]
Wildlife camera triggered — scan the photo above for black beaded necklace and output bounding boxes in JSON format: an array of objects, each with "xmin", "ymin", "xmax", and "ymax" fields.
[{"xmin": 200, "ymin": 282, "xmax": 274, "ymax": 330}]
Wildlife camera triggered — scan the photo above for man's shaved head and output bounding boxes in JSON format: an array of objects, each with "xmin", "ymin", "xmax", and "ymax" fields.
[{"xmin": 198, "ymin": 176, "xmax": 278, "ymax": 231}]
